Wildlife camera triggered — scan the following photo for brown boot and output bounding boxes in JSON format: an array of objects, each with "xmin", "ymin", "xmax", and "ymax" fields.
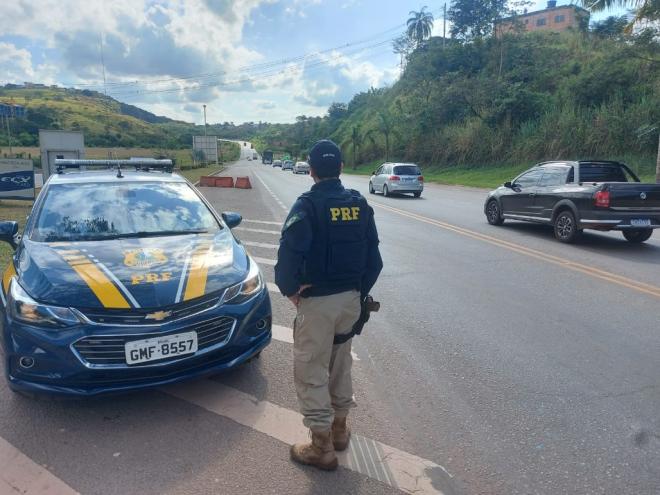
[
  {"xmin": 332, "ymin": 416, "xmax": 351, "ymax": 451},
  {"xmin": 290, "ymin": 430, "xmax": 338, "ymax": 471}
]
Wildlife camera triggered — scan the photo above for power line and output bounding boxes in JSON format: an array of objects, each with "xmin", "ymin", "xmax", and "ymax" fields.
[{"xmin": 63, "ymin": 7, "xmax": 442, "ymax": 92}]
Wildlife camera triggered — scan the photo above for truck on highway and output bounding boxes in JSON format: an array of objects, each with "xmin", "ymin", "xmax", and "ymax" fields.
[
  {"xmin": 262, "ymin": 150, "xmax": 273, "ymax": 165},
  {"xmin": 484, "ymin": 160, "xmax": 660, "ymax": 243}
]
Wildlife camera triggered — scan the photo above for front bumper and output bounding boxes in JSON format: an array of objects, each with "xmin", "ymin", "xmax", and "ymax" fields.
[{"xmin": 2, "ymin": 289, "xmax": 271, "ymax": 396}]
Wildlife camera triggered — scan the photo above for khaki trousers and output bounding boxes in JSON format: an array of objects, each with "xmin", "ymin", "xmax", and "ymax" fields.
[{"xmin": 293, "ymin": 290, "xmax": 361, "ymax": 431}]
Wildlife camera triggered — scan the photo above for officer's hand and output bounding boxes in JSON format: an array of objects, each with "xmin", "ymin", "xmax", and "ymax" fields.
[{"xmin": 289, "ymin": 284, "xmax": 312, "ymax": 308}]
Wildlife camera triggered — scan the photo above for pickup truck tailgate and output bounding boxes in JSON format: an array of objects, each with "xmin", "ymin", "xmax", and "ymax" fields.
[{"xmin": 609, "ymin": 184, "xmax": 660, "ymax": 209}]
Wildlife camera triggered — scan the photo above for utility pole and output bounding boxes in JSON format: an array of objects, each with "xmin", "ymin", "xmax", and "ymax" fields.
[
  {"xmin": 203, "ymin": 104, "xmax": 208, "ymax": 136},
  {"xmin": 656, "ymin": 132, "xmax": 660, "ymax": 184},
  {"xmin": 443, "ymin": 2, "xmax": 447, "ymax": 49},
  {"xmin": 99, "ymin": 33, "xmax": 107, "ymax": 96}
]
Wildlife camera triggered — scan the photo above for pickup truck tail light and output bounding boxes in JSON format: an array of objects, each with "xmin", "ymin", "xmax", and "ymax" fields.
[
  {"xmin": 389, "ymin": 175, "xmax": 400, "ymax": 181},
  {"xmin": 594, "ymin": 190, "xmax": 610, "ymax": 208},
  {"xmin": 418, "ymin": 175, "xmax": 424, "ymax": 182}
]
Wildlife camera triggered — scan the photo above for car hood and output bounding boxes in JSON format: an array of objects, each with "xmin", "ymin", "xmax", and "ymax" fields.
[{"xmin": 15, "ymin": 231, "xmax": 248, "ymax": 309}]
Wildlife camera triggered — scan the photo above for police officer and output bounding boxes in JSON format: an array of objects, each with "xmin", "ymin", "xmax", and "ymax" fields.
[{"xmin": 275, "ymin": 139, "xmax": 383, "ymax": 471}]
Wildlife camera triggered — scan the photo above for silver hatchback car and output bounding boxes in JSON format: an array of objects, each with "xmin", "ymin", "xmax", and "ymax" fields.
[{"xmin": 369, "ymin": 163, "xmax": 424, "ymax": 198}]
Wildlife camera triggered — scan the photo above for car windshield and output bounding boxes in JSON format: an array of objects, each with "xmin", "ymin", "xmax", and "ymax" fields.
[
  {"xmin": 32, "ymin": 182, "xmax": 220, "ymax": 242},
  {"xmin": 393, "ymin": 165, "xmax": 421, "ymax": 176}
]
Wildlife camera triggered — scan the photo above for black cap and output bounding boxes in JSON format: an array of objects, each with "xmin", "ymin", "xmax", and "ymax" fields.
[{"xmin": 308, "ymin": 139, "xmax": 342, "ymax": 178}]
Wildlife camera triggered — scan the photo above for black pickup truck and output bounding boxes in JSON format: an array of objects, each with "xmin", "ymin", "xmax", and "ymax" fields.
[{"xmin": 484, "ymin": 161, "xmax": 660, "ymax": 243}]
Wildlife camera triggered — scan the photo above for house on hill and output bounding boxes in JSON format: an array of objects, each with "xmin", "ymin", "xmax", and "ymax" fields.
[{"xmin": 496, "ymin": 1, "xmax": 590, "ymax": 36}]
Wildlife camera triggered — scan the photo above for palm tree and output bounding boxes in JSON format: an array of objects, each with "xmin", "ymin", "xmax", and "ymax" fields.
[
  {"xmin": 342, "ymin": 126, "xmax": 375, "ymax": 169},
  {"xmin": 407, "ymin": 7, "xmax": 434, "ymax": 48},
  {"xmin": 580, "ymin": 0, "xmax": 660, "ymax": 28},
  {"xmin": 375, "ymin": 109, "xmax": 399, "ymax": 162}
]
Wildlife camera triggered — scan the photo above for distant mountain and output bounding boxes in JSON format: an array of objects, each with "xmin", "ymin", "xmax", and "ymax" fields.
[{"xmin": 0, "ymin": 85, "xmax": 193, "ymax": 148}]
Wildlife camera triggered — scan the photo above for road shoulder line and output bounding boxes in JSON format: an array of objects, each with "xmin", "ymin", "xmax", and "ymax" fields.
[
  {"xmin": 0, "ymin": 436, "xmax": 79, "ymax": 495},
  {"xmin": 164, "ymin": 379, "xmax": 451, "ymax": 495}
]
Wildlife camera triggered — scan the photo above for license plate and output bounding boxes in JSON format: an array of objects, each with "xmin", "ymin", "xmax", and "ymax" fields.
[
  {"xmin": 631, "ymin": 219, "xmax": 651, "ymax": 227},
  {"xmin": 125, "ymin": 331, "xmax": 197, "ymax": 365},
  {"xmin": 402, "ymin": 178, "xmax": 414, "ymax": 182}
]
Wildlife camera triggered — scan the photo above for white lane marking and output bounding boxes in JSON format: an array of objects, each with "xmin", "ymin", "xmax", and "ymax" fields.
[
  {"xmin": 0, "ymin": 436, "xmax": 79, "ymax": 495},
  {"xmin": 253, "ymin": 256, "xmax": 276, "ymax": 266},
  {"xmin": 164, "ymin": 380, "xmax": 450, "ymax": 495},
  {"xmin": 271, "ymin": 324, "xmax": 360, "ymax": 361},
  {"xmin": 271, "ymin": 324, "xmax": 293, "ymax": 343},
  {"xmin": 266, "ymin": 282, "xmax": 279, "ymax": 293},
  {"xmin": 235, "ymin": 227, "xmax": 280, "ymax": 236},
  {"xmin": 243, "ymin": 240, "xmax": 279, "ymax": 250},
  {"xmin": 252, "ymin": 171, "xmax": 288, "ymax": 211},
  {"xmin": 243, "ymin": 219, "xmax": 282, "ymax": 226}
]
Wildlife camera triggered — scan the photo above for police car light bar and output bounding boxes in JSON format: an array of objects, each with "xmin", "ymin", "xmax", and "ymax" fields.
[{"xmin": 54, "ymin": 159, "xmax": 174, "ymax": 174}]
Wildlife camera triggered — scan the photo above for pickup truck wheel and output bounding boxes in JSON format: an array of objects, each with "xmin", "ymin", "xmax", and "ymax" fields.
[
  {"xmin": 486, "ymin": 200, "xmax": 504, "ymax": 226},
  {"xmin": 554, "ymin": 210, "xmax": 581, "ymax": 243},
  {"xmin": 622, "ymin": 228, "xmax": 653, "ymax": 243},
  {"xmin": 369, "ymin": 182, "xmax": 375, "ymax": 194}
]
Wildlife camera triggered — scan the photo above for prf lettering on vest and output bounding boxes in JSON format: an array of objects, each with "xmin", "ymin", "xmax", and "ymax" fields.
[{"xmin": 330, "ymin": 207, "xmax": 360, "ymax": 222}]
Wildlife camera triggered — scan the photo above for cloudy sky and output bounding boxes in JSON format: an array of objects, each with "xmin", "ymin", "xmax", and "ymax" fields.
[{"xmin": 0, "ymin": 0, "xmax": 622, "ymax": 125}]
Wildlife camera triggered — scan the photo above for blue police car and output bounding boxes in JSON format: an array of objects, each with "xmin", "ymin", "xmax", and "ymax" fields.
[{"xmin": 0, "ymin": 160, "xmax": 271, "ymax": 396}]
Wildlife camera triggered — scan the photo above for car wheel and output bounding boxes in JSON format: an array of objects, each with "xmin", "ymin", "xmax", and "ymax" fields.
[
  {"xmin": 369, "ymin": 182, "xmax": 375, "ymax": 194},
  {"xmin": 413, "ymin": 192, "xmax": 422, "ymax": 198},
  {"xmin": 622, "ymin": 228, "xmax": 653, "ymax": 243},
  {"xmin": 486, "ymin": 199, "xmax": 504, "ymax": 226},
  {"xmin": 554, "ymin": 210, "xmax": 581, "ymax": 243},
  {"xmin": 383, "ymin": 185, "xmax": 389, "ymax": 197}
]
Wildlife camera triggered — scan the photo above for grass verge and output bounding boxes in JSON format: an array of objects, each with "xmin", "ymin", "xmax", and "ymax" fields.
[
  {"xmin": 0, "ymin": 199, "xmax": 35, "ymax": 270},
  {"xmin": 343, "ymin": 158, "xmax": 657, "ymax": 189}
]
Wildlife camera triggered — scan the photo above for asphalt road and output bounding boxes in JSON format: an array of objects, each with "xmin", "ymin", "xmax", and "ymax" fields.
[{"xmin": 1, "ymin": 146, "xmax": 658, "ymax": 495}]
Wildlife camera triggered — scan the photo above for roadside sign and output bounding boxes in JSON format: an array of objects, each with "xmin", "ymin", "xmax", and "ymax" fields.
[{"xmin": 0, "ymin": 159, "xmax": 35, "ymax": 200}]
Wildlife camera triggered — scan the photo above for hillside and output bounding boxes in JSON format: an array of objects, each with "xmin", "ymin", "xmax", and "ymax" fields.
[
  {"xmin": 0, "ymin": 86, "xmax": 194, "ymax": 149},
  {"xmin": 246, "ymin": 30, "xmax": 660, "ymax": 181}
]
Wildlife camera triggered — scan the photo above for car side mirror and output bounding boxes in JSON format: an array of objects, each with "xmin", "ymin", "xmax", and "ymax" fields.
[
  {"xmin": 222, "ymin": 212, "xmax": 242, "ymax": 229},
  {"xmin": 504, "ymin": 181, "xmax": 512, "ymax": 188},
  {"xmin": 0, "ymin": 221, "xmax": 19, "ymax": 249}
]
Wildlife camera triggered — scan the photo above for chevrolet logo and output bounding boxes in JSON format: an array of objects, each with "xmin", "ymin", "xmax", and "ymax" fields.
[
  {"xmin": 145, "ymin": 310, "xmax": 172, "ymax": 321},
  {"xmin": 640, "ymin": 192, "xmax": 647, "ymax": 200}
]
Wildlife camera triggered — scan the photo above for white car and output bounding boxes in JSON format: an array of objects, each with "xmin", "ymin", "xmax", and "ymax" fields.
[
  {"xmin": 293, "ymin": 161, "xmax": 310, "ymax": 174},
  {"xmin": 369, "ymin": 163, "xmax": 424, "ymax": 198}
]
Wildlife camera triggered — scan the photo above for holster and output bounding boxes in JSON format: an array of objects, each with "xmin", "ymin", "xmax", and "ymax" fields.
[{"xmin": 333, "ymin": 295, "xmax": 380, "ymax": 345}]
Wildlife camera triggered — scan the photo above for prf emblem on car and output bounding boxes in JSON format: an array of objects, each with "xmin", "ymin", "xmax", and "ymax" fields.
[
  {"xmin": 640, "ymin": 192, "xmax": 647, "ymax": 200},
  {"xmin": 124, "ymin": 248, "xmax": 168, "ymax": 269},
  {"xmin": 145, "ymin": 310, "xmax": 172, "ymax": 321}
]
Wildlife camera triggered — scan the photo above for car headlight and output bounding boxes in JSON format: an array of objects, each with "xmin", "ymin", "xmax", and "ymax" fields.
[
  {"xmin": 222, "ymin": 258, "xmax": 264, "ymax": 304},
  {"xmin": 7, "ymin": 278, "xmax": 81, "ymax": 328}
]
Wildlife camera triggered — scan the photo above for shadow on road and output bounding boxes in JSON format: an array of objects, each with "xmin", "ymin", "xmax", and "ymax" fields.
[{"xmin": 499, "ymin": 222, "xmax": 660, "ymax": 264}]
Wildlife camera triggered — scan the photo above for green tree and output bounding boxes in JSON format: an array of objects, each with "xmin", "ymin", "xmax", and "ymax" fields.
[
  {"xmin": 342, "ymin": 126, "xmax": 374, "ymax": 169},
  {"xmin": 407, "ymin": 7, "xmax": 434, "ymax": 48},
  {"xmin": 580, "ymin": 0, "xmax": 660, "ymax": 28},
  {"xmin": 374, "ymin": 109, "xmax": 400, "ymax": 162},
  {"xmin": 591, "ymin": 15, "xmax": 629, "ymax": 37},
  {"xmin": 392, "ymin": 34, "xmax": 416, "ymax": 71},
  {"xmin": 448, "ymin": 0, "xmax": 508, "ymax": 41}
]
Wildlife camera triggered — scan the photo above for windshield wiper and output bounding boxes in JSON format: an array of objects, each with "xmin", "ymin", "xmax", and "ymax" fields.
[{"xmin": 103, "ymin": 229, "xmax": 209, "ymax": 240}]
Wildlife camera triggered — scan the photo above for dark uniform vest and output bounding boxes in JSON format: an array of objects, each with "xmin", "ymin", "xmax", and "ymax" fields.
[{"xmin": 300, "ymin": 186, "xmax": 371, "ymax": 294}]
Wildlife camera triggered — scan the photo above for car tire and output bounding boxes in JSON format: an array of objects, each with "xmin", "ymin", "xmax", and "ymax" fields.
[
  {"xmin": 486, "ymin": 199, "xmax": 504, "ymax": 226},
  {"xmin": 369, "ymin": 182, "xmax": 375, "ymax": 194},
  {"xmin": 554, "ymin": 210, "xmax": 581, "ymax": 243},
  {"xmin": 383, "ymin": 185, "xmax": 389, "ymax": 197},
  {"xmin": 413, "ymin": 192, "xmax": 422, "ymax": 198},
  {"xmin": 622, "ymin": 228, "xmax": 653, "ymax": 243}
]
